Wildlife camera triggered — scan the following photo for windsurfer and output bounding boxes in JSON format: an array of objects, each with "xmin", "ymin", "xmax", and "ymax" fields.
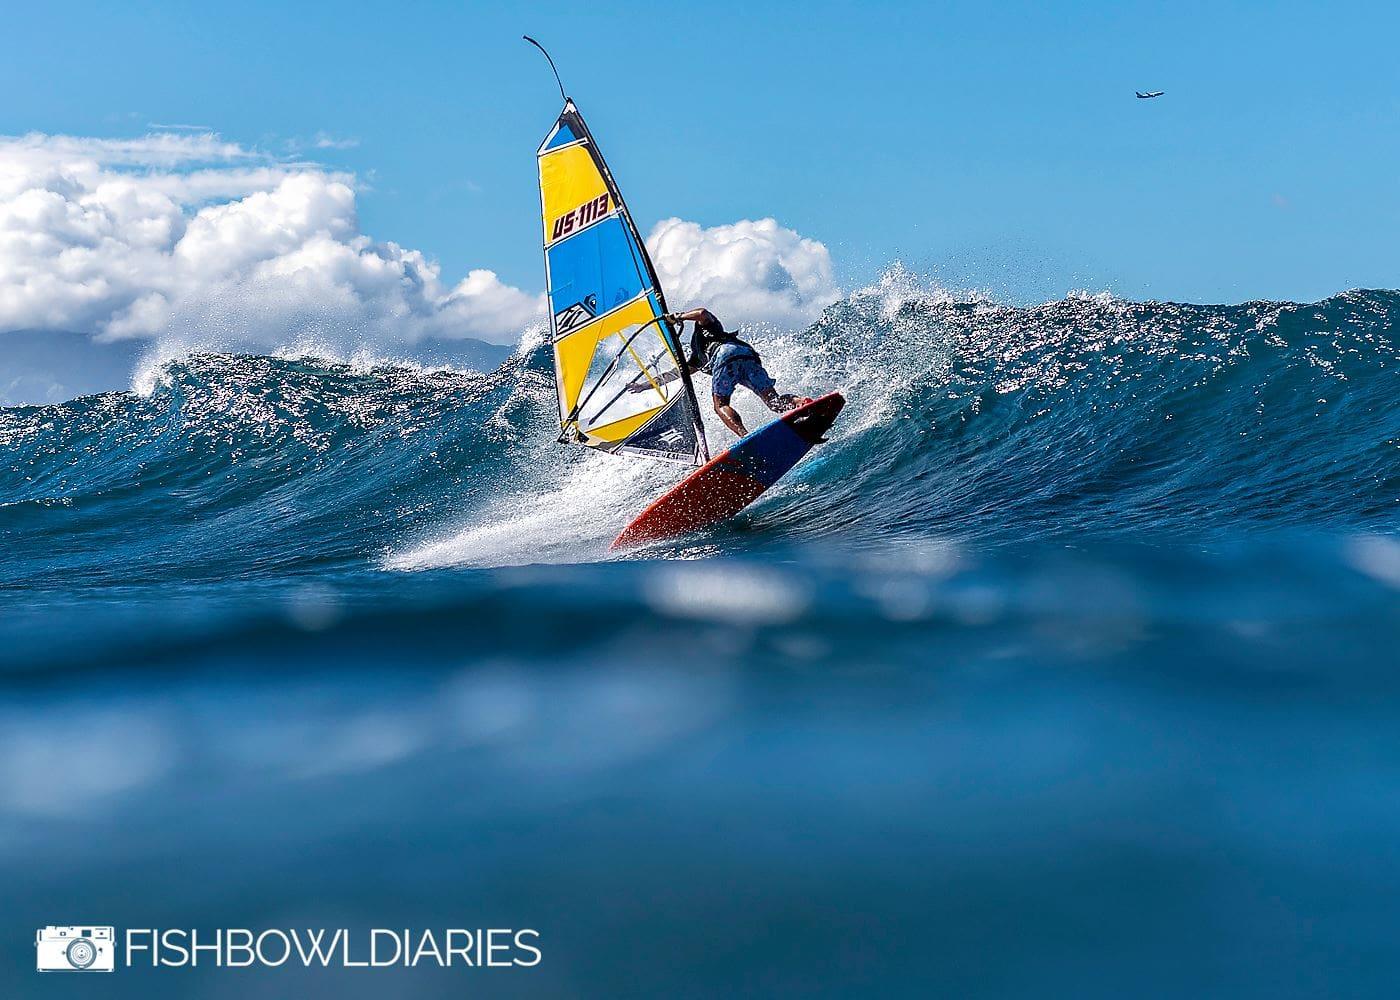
[{"xmin": 665, "ymin": 308, "xmax": 809, "ymax": 437}]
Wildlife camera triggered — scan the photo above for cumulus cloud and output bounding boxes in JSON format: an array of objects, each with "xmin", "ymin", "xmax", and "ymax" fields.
[
  {"xmin": 0, "ymin": 132, "xmax": 542, "ymax": 351},
  {"xmin": 0, "ymin": 130, "xmax": 842, "ymax": 381},
  {"xmin": 646, "ymin": 217, "xmax": 840, "ymax": 330}
]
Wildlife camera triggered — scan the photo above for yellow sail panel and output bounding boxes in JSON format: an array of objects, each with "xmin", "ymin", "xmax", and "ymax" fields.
[
  {"xmin": 553, "ymin": 296, "xmax": 658, "ymax": 418},
  {"xmin": 539, "ymin": 144, "xmax": 610, "ymax": 246},
  {"xmin": 585, "ymin": 406, "xmax": 666, "ymax": 445}
]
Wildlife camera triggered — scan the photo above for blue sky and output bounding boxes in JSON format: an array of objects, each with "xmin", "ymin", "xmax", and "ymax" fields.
[{"xmin": 5, "ymin": 0, "xmax": 1398, "ymax": 305}]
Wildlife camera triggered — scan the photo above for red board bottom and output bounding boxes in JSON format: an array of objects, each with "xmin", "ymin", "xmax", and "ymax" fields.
[{"xmin": 611, "ymin": 392, "xmax": 845, "ymax": 550}]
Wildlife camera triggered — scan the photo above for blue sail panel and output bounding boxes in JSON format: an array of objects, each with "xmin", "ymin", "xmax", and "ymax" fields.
[
  {"xmin": 546, "ymin": 216, "xmax": 648, "ymax": 337},
  {"xmin": 543, "ymin": 120, "xmax": 580, "ymax": 150}
]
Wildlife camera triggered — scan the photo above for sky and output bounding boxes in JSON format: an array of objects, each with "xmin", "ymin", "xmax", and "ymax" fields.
[{"xmin": 2, "ymin": 0, "xmax": 1399, "ymax": 398}]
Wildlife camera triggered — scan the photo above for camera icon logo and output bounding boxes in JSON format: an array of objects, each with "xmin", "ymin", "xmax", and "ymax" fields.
[{"xmin": 35, "ymin": 926, "xmax": 115, "ymax": 972}]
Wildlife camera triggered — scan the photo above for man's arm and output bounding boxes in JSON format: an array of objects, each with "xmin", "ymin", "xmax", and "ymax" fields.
[
  {"xmin": 669, "ymin": 308, "xmax": 716, "ymax": 326},
  {"xmin": 666, "ymin": 312, "xmax": 707, "ymax": 372},
  {"xmin": 712, "ymin": 395, "xmax": 747, "ymax": 436}
]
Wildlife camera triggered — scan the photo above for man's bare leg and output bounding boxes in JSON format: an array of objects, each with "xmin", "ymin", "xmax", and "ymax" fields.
[{"xmin": 712, "ymin": 395, "xmax": 748, "ymax": 436}]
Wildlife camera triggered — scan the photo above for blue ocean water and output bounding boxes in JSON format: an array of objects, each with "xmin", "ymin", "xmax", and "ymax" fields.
[{"xmin": 2, "ymin": 282, "xmax": 1398, "ymax": 997}]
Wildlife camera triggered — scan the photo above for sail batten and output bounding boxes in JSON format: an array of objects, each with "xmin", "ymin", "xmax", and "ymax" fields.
[{"xmin": 536, "ymin": 100, "xmax": 708, "ymax": 465}]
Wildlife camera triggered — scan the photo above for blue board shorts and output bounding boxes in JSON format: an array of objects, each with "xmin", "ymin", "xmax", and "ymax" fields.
[{"xmin": 711, "ymin": 356, "xmax": 775, "ymax": 402}]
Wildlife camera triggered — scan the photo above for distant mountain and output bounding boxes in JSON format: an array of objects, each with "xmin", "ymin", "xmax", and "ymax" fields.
[
  {"xmin": 0, "ymin": 330, "xmax": 145, "ymax": 406},
  {"xmin": 401, "ymin": 337, "xmax": 515, "ymax": 375}
]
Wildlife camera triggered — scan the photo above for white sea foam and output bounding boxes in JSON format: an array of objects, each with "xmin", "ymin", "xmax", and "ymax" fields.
[{"xmin": 383, "ymin": 447, "xmax": 674, "ymax": 569}]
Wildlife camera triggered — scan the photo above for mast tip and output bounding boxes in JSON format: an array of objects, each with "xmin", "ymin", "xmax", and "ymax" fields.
[{"xmin": 522, "ymin": 34, "xmax": 568, "ymax": 103}]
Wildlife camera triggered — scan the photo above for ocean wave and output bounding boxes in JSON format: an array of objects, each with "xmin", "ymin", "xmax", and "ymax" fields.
[{"xmin": 0, "ymin": 280, "xmax": 1396, "ymax": 584}]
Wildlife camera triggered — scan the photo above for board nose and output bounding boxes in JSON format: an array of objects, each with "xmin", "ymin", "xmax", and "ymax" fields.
[{"xmin": 788, "ymin": 392, "xmax": 846, "ymax": 444}]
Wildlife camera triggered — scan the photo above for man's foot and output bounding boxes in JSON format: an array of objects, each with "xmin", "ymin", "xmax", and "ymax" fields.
[{"xmin": 774, "ymin": 394, "xmax": 815, "ymax": 413}]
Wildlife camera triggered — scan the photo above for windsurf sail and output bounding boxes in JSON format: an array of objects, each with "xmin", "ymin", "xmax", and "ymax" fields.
[{"xmin": 535, "ymin": 100, "xmax": 709, "ymax": 465}]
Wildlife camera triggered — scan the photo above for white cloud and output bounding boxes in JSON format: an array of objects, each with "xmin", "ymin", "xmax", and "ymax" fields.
[
  {"xmin": 0, "ymin": 132, "xmax": 842, "ymax": 371},
  {"xmin": 147, "ymin": 122, "xmax": 214, "ymax": 133},
  {"xmin": 313, "ymin": 132, "xmax": 360, "ymax": 151},
  {"xmin": 646, "ymin": 217, "xmax": 840, "ymax": 330},
  {"xmin": 0, "ymin": 132, "xmax": 542, "ymax": 350}
]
